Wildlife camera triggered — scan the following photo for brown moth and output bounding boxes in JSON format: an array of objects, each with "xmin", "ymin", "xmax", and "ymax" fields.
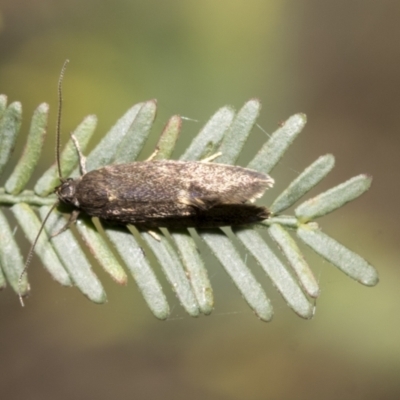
[
  {"xmin": 56, "ymin": 160, "xmax": 274, "ymax": 229},
  {"xmin": 19, "ymin": 60, "xmax": 274, "ymax": 305}
]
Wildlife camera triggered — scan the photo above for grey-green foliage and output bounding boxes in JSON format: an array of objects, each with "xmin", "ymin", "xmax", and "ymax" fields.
[{"xmin": 0, "ymin": 96, "xmax": 379, "ymax": 321}]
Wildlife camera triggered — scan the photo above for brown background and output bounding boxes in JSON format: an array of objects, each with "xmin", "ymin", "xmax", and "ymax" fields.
[{"xmin": 0, "ymin": 1, "xmax": 399, "ymax": 399}]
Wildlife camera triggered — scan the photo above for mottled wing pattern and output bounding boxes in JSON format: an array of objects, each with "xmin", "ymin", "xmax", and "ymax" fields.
[{"xmin": 74, "ymin": 160, "xmax": 273, "ymax": 228}]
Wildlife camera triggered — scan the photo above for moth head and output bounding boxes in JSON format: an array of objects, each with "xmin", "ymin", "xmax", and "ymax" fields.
[{"xmin": 55, "ymin": 178, "xmax": 80, "ymax": 207}]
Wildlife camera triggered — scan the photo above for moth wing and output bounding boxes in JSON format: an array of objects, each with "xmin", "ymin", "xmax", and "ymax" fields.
[
  {"xmin": 171, "ymin": 162, "xmax": 274, "ymax": 209},
  {"xmin": 78, "ymin": 161, "xmax": 273, "ymax": 211}
]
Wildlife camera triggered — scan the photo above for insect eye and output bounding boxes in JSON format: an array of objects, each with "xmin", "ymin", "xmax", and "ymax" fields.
[{"xmin": 56, "ymin": 180, "xmax": 77, "ymax": 205}]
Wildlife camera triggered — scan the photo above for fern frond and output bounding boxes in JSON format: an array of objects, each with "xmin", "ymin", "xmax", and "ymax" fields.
[{"xmin": 0, "ymin": 96, "xmax": 379, "ymax": 321}]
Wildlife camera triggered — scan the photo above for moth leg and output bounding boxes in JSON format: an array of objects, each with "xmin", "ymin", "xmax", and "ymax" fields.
[
  {"xmin": 70, "ymin": 133, "xmax": 87, "ymax": 175},
  {"xmin": 50, "ymin": 209, "xmax": 80, "ymax": 238},
  {"xmin": 200, "ymin": 151, "xmax": 222, "ymax": 163},
  {"xmin": 146, "ymin": 146, "xmax": 160, "ymax": 162}
]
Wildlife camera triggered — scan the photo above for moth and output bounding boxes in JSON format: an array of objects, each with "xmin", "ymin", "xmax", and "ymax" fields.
[
  {"xmin": 19, "ymin": 60, "xmax": 274, "ymax": 305},
  {"xmin": 57, "ymin": 159, "xmax": 273, "ymax": 229},
  {"xmin": 53, "ymin": 60, "xmax": 274, "ymax": 230}
]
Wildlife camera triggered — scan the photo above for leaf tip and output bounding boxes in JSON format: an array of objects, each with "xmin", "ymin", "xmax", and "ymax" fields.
[{"xmin": 36, "ymin": 103, "xmax": 50, "ymax": 113}]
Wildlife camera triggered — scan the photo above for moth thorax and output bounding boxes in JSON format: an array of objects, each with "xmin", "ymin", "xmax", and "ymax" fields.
[{"xmin": 55, "ymin": 178, "xmax": 80, "ymax": 207}]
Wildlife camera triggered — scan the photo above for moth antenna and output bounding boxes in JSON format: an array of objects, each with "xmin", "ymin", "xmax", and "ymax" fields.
[
  {"xmin": 56, "ymin": 59, "xmax": 70, "ymax": 181},
  {"xmin": 18, "ymin": 202, "xmax": 59, "ymax": 307},
  {"xmin": 19, "ymin": 60, "xmax": 71, "ymax": 306}
]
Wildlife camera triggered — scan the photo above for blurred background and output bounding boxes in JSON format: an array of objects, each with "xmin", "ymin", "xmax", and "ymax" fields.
[{"xmin": 1, "ymin": 1, "xmax": 399, "ymax": 399}]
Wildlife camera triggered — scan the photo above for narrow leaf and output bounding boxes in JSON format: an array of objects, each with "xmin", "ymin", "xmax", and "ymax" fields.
[
  {"xmin": 180, "ymin": 106, "xmax": 235, "ymax": 161},
  {"xmin": 295, "ymin": 174, "xmax": 372, "ymax": 222},
  {"xmin": 0, "ymin": 262, "xmax": 6, "ymax": 290},
  {"xmin": 5, "ymin": 103, "xmax": 49, "ymax": 194},
  {"xmin": 0, "ymin": 208, "xmax": 28, "ymax": 295},
  {"xmin": 235, "ymin": 228, "xmax": 314, "ymax": 319},
  {"xmin": 0, "ymin": 95, "xmax": 7, "ymax": 120},
  {"xmin": 75, "ymin": 217, "xmax": 128, "ymax": 285},
  {"xmin": 0, "ymin": 188, "xmax": 55, "ymax": 207},
  {"xmin": 153, "ymin": 115, "xmax": 182, "ymax": 160},
  {"xmin": 141, "ymin": 231, "xmax": 200, "ymax": 317},
  {"xmin": 201, "ymin": 230, "xmax": 274, "ymax": 322},
  {"xmin": 248, "ymin": 113, "xmax": 307, "ymax": 173},
  {"xmin": 0, "ymin": 102, "xmax": 22, "ymax": 177},
  {"xmin": 217, "ymin": 99, "xmax": 261, "ymax": 165},
  {"xmin": 39, "ymin": 206, "xmax": 106, "ymax": 303},
  {"xmin": 35, "ymin": 115, "xmax": 97, "ymax": 196},
  {"xmin": 11, "ymin": 203, "xmax": 72, "ymax": 286},
  {"xmin": 261, "ymin": 215, "xmax": 298, "ymax": 228},
  {"xmin": 297, "ymin": 224, "xmax": 379, "ymax": 286},
  {"xmin": 86, "ymin": 103, "xmax": 143, "ymax": 171},
  {"xmin": 268, "ymin": 224, "xmax": 319, "ymax": 298},
  {"xmin": 105, "ymin": 226, "xmax": 170, "ymax": 319},
  {"xmin": 270, "ymin": 154, "xmax": 335, "ymax": 214},
  {"xmin": 172, "ymin": 230, "xmax": 214, "ymax": 315},
  {"xmin": 113, "ymin": 100, "xmax": 157, "ymax": 163}
]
